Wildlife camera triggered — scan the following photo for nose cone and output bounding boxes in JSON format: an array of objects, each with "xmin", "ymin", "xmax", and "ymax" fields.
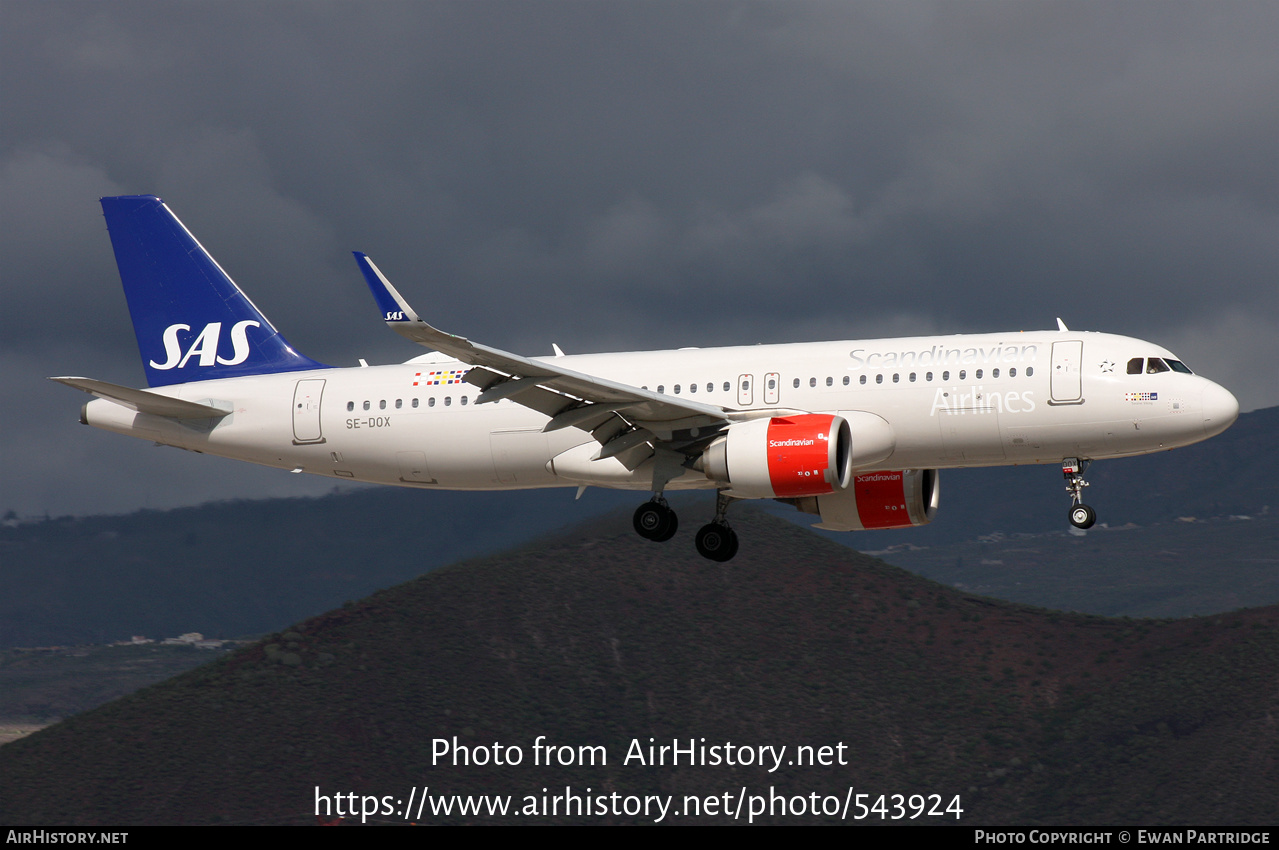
[{"xmin": 1201, "ymin": 381, "xmax": 1239, "ymax": 438}]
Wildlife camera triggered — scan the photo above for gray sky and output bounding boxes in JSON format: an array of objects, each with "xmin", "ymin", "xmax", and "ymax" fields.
[{"xmin": 3, "ymin": 1, "xmax": 1276, "ymax": 517}]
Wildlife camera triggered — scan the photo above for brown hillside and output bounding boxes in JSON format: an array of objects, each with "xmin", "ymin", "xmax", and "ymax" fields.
[{"xmin": 1, "ymin": 509, "xmax": 1276, "ymax": 825}]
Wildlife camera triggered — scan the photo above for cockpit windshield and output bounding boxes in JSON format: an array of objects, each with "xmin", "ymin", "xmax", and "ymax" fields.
[{"xmin": 1127, "ymin": 357, "xmax": 1194, "ymax": 375}]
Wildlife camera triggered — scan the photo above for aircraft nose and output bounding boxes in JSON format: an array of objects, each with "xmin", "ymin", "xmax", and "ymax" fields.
[{"xmin": 1201, "ymin": 381, "xmax": 1239, "ymax": 438}]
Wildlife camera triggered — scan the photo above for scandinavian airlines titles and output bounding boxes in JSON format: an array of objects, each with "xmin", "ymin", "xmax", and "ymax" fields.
[{"xmin": 848, "ymin": 343, "xmax": 1039, "ymax": 370}]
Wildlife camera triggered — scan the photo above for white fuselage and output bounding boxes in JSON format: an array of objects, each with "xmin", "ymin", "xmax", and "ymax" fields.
[{"xmin": 81, "ymin": 330, "xmax": 1238, "ymax": 493}]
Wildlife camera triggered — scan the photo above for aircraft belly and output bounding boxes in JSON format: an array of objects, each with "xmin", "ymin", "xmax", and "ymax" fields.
[
  {"xmin": 548, "ymin": 441, "xmax": 713, "ymax": 490},
  {"xmin": 490, "ymin": 427, "xmax": 556, "ymax": 485},
  {"xmin": 342, "ymin": 405, "xmax": 564, "ymax": 489},
  {"xmin": 936, "ymin": 407, "xmax": 1005, "ymax": 462},
  {"xmin": 1015, "ymin": 422, "xmax": 1112, "ymax": 457}
]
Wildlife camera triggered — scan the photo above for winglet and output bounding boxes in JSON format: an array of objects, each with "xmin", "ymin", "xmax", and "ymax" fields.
[
  {"xmin": 354, "ymin": 252, "xmax": 421, "ymax": 325},
  {"xmin": 351, "ymin": 252, "xmax": 480, "ymax": 356}
]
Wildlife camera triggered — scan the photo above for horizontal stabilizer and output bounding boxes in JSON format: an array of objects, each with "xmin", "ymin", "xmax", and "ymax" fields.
[{"xmin": 50, "ymin": 377, "xmax": 230, "ymax": 420}]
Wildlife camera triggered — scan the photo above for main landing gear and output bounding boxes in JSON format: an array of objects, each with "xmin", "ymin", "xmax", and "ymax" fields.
[
  {"xmin": 634, "ymin": 490, "xmax": 739, "ymax": 562},
  {"xmin": 695, "ymin": 491, "xmax": 739, "ymax": 563},
  {"xmin": 1063, "ymin": 457, "xmax": 1096, "ymax": 529},
  {"xmin": 633, "ymin": 497, "xmax": 678, "ymax": 542}
]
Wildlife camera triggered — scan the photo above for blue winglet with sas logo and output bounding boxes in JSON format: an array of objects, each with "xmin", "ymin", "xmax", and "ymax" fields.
[
  {"xmin": 100, "ymin": 195, "xmax": 328, "ymax": 387},
  {"xmin": 353, "ymin": 251, "xmax": 421, "ymax": 325}
]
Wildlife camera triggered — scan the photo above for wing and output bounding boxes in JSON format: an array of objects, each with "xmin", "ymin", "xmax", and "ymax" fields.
[{"xmin": 354, "ymin": 252, "xmax": 736, "ymax": 473}]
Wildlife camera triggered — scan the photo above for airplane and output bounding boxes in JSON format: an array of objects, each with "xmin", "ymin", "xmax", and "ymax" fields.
[{"xmin": 53, "ymin": 195, "xmax": 1240, "ymax": 561}]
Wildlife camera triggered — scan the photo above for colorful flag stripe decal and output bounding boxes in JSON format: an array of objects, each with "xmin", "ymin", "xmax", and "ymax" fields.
[{"xmin": 413, "ymin": 369, "xmax": 467, "ymax": 387}]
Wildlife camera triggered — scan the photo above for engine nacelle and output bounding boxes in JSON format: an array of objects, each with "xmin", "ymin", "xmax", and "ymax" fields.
[
  {"xmin": 702, "ymin": 413, "xmax": 853, "ymax": 499},
  {"xmin": 782, "ymin": 469, "xmax": 940, "ymax": 531}
]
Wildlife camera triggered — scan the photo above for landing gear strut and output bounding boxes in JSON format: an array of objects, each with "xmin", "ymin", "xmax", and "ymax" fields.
[
  {"xmin": 695, "ymin": 491, "xmax": 739, "ymax": 562},
  {"xmin": 634, "ymin": 497, "xmax": 678, "ymax": 542},
  {"xmin": 1063, "ymin": 458, "xmax": 1096, "ymax": 529}
]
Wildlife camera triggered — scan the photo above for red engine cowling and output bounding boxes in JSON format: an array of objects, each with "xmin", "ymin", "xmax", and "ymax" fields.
[
  {"xmin": 702, "ymin": 414, "xmax": 853, "ymax": 499},
  {"xmin": 782, "ymin": 469, "xmax": 939, "ymax": 531}
]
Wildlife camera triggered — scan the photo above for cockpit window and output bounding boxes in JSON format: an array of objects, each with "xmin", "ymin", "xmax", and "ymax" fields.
[
  {"xmin": 1146, "ymin": 358, "xmax": 1170, "ymax": 374},
  {"xmin": 1166, "ymin": 359, "xmax": 1193, "ymax": 374},
  {"xmin": 1127, "ymin": 358, "xmax": 1144, "ymax": 375}
]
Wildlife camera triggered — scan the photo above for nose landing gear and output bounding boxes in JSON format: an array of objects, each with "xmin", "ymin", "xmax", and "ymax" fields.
[{"xmin": 1063, "ymin": 458, "xmax": 1096, "ymax": 529}]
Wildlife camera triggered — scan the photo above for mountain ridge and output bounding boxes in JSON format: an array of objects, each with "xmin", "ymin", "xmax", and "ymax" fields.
[{"xmin": 2, "ymin": 509, "xmax": 1276, "ymax": 825}]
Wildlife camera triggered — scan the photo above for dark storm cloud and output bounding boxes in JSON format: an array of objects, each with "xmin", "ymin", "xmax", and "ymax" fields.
[{"xmin": 2, "ymin": 1, "xmax": 1276, "ymax": 515}]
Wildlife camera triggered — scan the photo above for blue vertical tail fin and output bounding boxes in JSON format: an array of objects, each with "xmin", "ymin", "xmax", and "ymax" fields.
[{"xmin": 100, "ymin": 195, "xmax": 327, "ymax": 387}]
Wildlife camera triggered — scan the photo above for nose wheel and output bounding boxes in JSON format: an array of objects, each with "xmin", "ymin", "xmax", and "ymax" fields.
[
  {"xmin": 1063, "ymin": 458, "xmax": 1096, "ymax": 529},
  {"xmin": 1069, "ymin": 503, "xmax": 1096, "ymax": 529}
]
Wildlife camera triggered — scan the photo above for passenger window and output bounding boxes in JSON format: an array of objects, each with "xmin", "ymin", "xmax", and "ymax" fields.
[
  {"xmin": 959, "ymin": 370, "xmax": 966, "ymax": 380},
  {"xmin": 842, "ymin": 375, "xmax": 850, "ymax": 385},
  {"xmin": 689, "ymin": 383, "xmax": 697, "ymax": 393},
  {"xmin": 926, "ymin": 372, "xmax": 933, "ymax": 381},
  {"xmin": 429, "ymin": 397, "xmax": 436, "ymax": 408},
  {"xmin": 809, "ymin": 377, "xmax": 817, "ymax": 387},
  {"xmin": 942, "ymin": 371, "xmax": 950, "ymax": 381},
  {"xmin": 444, "ymin": 397, "xmax": 452, "ymax": 406},
  {"xmin": 1127, "ymin": 358, "xmax": 1144, "ymax": 375},
  {"xmin": 826, "ymin": 376, "xmax": 833, "ymax": 387},
  {"xmin": 674, "ymin": 384, "xmax": 681, "ymax": 394},
  {"xmin": 657, "ymin": 385, "xmax": 665, "ymax": 394},
  {"xmin": 395, "ymin": 399, "xmax": 402, "ymax": 409},
  {"xmin": 1009, "ymin": 368, "xmax": 1016, "ymax": 377},
  {"xmin": 379, "ymin": 400, "xmax": 386, "ymax": 410},
  {"xmin": 412, "ymin": 398, "xmax": 419, "ymax": 408},
  {"xmin": 909, "ymin": 372, "xmax": 916, "ymax": 382},
  {"xmin": 1027, "ymin": 367, "xmax": 1034, "ymax": 376},
  {"xmin": 860, "ymin": 375, "xmax": 867, "ymax": 385},
  {"xmin": 706, "ymin": 383, "xmax": 714, "ymax": 393},
  {"xmin": 992, "ymin": 368, "xmax": 999, "ymax": 378},
  {"xmin": 363, "ymin": 401, "xmax": 370, "ymax": 411},
  {"xmin": 723, "ymin": 382, "xmax": 730, "ymax": 392},
  {"xmin": 346, "ymin": 401, "xmax": 354, "ymax": 412},
  {"xmin": 975, "ymin": 369, "xmax": 983, "ymax": 379},
  {"xmin": 461, "ymin": 396, "xmax": 468, "ymax": 405},
  {"xmin": 875, "ymin": 374, "xmax": 883, "ymax": 384},
  {"xmin": 892, "ymin": 373, "xmax": 900, "ymax": 383},
  {"xmin": 767, "ymin": 378, "xmax": 775, "ymax": 390},
  {"xmin": 1147, "ymin": 358, "xmax": 1170, "ymax": 374},
  {"xmin": 793, "ymin": 378, "xmax": 800, "ymax": 389}
]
